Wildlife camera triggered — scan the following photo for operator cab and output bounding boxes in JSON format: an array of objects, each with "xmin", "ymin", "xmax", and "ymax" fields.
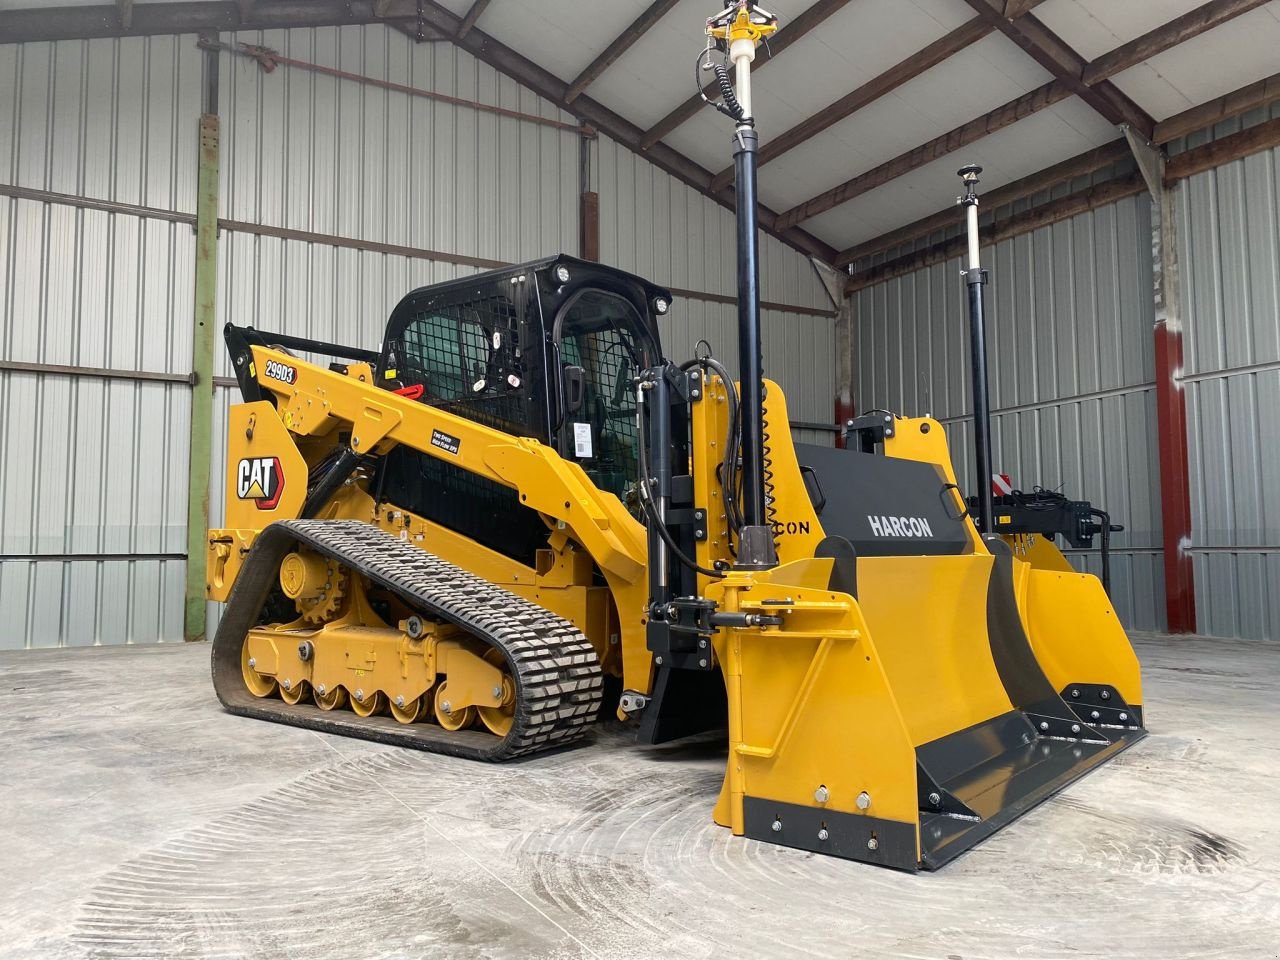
[{"xmin": 375, "ymin": 256, "xmax": 669, "ymax": 564}]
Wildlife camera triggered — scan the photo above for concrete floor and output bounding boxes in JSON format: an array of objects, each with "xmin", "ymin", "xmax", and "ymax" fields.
[{"xmin": 0, "ymin": 635, "xmax": 1277, "ymax": 960}]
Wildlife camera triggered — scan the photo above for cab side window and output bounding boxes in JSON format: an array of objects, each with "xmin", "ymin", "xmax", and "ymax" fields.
[
  {"xmin": 556, "ymin": 291, "xmax": 657, "ymax": 497},
  {"xmin": 395, "ymin": 298, "xmax": 526, "ymax": 434}
]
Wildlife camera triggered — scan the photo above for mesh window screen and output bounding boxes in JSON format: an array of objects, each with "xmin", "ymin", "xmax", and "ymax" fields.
[
  {"xmin": 557, "ymin": 291, "xmax": 657, "ymax": 498},
  {"xmin": 379, "ymin": 295, "xmax": 547, "ymax": 565},
  {"xmin": 398, "ymin": 297, "xmax": 527, "ymax": 434}
]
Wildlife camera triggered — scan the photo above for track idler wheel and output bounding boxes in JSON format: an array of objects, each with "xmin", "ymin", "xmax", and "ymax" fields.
[
  {"xmin": 314, "ymin": 685, "xmax": 348, "ymax": 711},
  {"xmin": 390, "ymin": 694, "xmax": 424, "ymax": 725},
  {"xmin": 279, "ymin": 678, "xmax": 310, "ymax": 705},
  {"xmin": 349, "ymin": 688, "xmax": 385, "ymax": 717},
  {"xmin": 477, "ymin": 648, "xmax": 516, "ymax": 737},
  {"xmin": 433, "ymin": 682, "xmax": 475, "ymax": 731},
  {"xmin": 241, "ymin": 643, "xmax": 278, "ymax": 698}
]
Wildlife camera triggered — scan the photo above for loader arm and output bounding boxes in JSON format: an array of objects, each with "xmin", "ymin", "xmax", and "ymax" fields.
[
  {"xmin": 217, "ymin": 338, "xmax": 654, "ymax": 697},
  {"xmin": 246, "ymin": 343, "xmax": 647, "ymax": 579}
]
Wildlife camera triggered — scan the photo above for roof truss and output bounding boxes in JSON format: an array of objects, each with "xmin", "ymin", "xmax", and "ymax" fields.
[
  {"xmin": 637, "ymin": 0, "xmax": 857, "ymax": 152},
  {"xmin": 565, "ymin": 0, "xmax": 682, "ymax": 105}
]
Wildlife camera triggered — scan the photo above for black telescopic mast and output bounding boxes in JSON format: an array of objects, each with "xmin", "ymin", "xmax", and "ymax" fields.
[
  {"xmin": 707, "ymin": 1, "xmax": 779, "ymax": 568},
  {"xmin": 959, "ymin": 164, "xmax": 995, "ymax": 535}
]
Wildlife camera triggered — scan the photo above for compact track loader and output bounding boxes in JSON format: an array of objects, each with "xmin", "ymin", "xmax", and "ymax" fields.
[{"xmin": 208, "ymin": 1, "xmax": 1144, "ymax": 870}]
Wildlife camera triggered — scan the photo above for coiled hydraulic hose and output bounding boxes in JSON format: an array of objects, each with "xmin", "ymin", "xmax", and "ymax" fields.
[{"xmin": 695, "ymin": 47, "xmax": 745, "ymax": 122}]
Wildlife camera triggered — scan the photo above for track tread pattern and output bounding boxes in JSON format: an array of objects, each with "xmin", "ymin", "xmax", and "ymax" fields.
[{"xmin": 211, "ymin": 519, "xmax": 603, "ymax": 761}]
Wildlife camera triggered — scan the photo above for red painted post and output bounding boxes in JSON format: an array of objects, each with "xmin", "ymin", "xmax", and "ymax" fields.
[
  {"xmin": 834, "ymin": 394, "xmax": 854, "ymax": 449},
  {"xmin": 1126, "ymin": 125, "xmax": 1197, "ymax": 633},
  {"xmin": 1153, "ymin": 321, "xmax": 1197, "ymax": 632}
]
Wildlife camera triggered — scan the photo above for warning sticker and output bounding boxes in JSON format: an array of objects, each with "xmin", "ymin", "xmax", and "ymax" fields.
[
  {"xmin": 430, "ymin": 429, "xmax": 461, "ymax": 456},
  {"xmin": 573, "ymin": 422, "xmax": 593, "ymax": 459}
]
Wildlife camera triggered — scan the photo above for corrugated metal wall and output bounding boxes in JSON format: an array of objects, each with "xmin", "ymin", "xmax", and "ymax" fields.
[
  {"xmin": 1177, "ymin": 133, "xmax": 1280, "ymax": 640},
  {"xmin": 1, "ymin": 25, "xmax": 836, "ymax": 647},
  {"xmin": 850, "ymin": 194, "xmax": 1167, "ymax": 631},
  {"xmin": 595, "ymin": 135, "xmax": 836, "ymax": 436},
  {"xmin": 0, "ymin": 35, "xmax": 203, "ymax": 647},
  {"xmin": 207, "ymin": 22, "xmax": 588, "ymax": 552}
]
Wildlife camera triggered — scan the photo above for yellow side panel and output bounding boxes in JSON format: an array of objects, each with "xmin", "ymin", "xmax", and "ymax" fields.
[
  {"xmin": 760, "ymin": 379, "xmax": 826, "ymax": 562},
  {"xmin": 733, "ymin": 631, "xmax": 921, "ymax": 829},
  {"xmin": 712, "ymin": 562, "xmax": 921, "ymax": 831},
  {"xmin": 690, "ymin": 377, "xmax": 826, "ymax": 572},
  {"xmin": 1008, "ymin": 533, "xmax": 1075, "ymax": 572},
  {"xmin": 223, "ymin": 402, "xmax": 308, "ymax": 529},
  {"xmin": 1019, "ymin": 565, "xmax": 1144, "ymax": 708},
  {"xmin": 855, "ymin": 555, "xmax": 1014, "ymax": 747}
]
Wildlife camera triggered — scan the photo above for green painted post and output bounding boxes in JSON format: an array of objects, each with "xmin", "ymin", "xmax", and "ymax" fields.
[{"xmin": 183, "ymin": 113, "xmax": 220, "ymax": 642}]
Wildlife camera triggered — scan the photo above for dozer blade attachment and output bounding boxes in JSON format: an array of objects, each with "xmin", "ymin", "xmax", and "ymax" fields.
[{"xmin": 708, "ymin": 537, "xmax": 1145, "ymax": 872}]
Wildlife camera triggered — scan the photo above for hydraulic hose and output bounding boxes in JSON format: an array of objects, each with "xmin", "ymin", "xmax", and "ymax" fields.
[{"xmin": 636, "ymin": 379, "xmax": 723, "ymax": 580}]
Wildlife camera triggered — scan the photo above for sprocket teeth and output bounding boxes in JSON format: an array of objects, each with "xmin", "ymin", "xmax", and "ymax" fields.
[{"xmin": 296, "ymin": 559, "xmax": 347, "ymax": 623}]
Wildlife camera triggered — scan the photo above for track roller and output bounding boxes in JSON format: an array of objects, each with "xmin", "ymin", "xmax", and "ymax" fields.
[{"xmin": 212, "ymin": 520, "xmax": 604, "ymax": 761}]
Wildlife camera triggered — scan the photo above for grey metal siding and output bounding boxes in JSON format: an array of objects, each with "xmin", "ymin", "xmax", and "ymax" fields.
[
  {"xmin": 0, "ymin": 35, "xmax": 202, "ymax": 208},
  {"xmin": 851, "ymin": 194, "xmax": 1166, "ymax": 631},
  {"xmin": 3, "ymin": 25, "xmax": 840, "ymax": 647},
  {"xmin": 0, "ymin": 34, "xmax": 201, "ymax": 647},
  {"xmin": 1178, "ymin": 139, "xmax": 1280, "ymax": 640},
  {"xmin": 218, "ymin": 26, "xmax": 580, "ymax": 260}
]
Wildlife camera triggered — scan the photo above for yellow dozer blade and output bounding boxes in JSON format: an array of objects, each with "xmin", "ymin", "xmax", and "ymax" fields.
[{"xmin": 704, "ymin": 409, "xmax": 1144, "ymax": 871}]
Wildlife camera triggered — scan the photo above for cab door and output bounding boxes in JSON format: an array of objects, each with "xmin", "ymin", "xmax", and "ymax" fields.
[{"xmin": 552, "ymin": 289, "xmax": 659, "ymax": 500}]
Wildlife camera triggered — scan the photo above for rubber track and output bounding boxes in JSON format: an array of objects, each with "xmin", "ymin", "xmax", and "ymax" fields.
[{"xmin": 211, "ymin": 519, "xmax": 604, "ymax": 760}]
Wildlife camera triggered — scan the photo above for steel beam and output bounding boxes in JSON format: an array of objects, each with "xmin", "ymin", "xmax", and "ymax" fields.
[
  {"xmin": 0, "ymin": 177, "xmax": 833, "ymax": 316},
  {"xmin": 1123, "ymin": 128, "xmax": 1197, "ymax": 633},
  {"xmin": 1001, "ymin": 0, "xmax": 1042, "ymax": 16},
  {"xmin": 207, "ymin": 38, "xmax": 580, "ymax": 131},
  {"xmin": 0, "ymin": 1, "xmax": 838, "ymax": 261},
  {"xmin": 1154, "ymin": 71, "xmax": 1280, "ymax": 143},
  {"xmin": 843, "ymin": 73, "xmax": 1280, "ymax": 269},
  {"xmin": 183, "ymin": 112, "xmax": 220, "ymax": 643},
  {"xmin": 709, "ymin": 18, "xmax": 993, "ymax": 194},
  {"xmin": 1, "ymin": 553, "xmax": 187, "ymax": 563},
  {"xmin": 386, "ymin": 19, "xmax": 451, "ymax": 43},
  {"xmin": 637, "ymin": 0, "xmax": 855, "ymax": 152},
  {"xmin": 410, "ymin": 0, "xmax": 838, "ymax": 263},
  {"xmin": 455, "ymin": 0, "xmax": 490, "ymax": 39},
  {"xmin": 835, "ymin": 139, "xmax": 1131, "ymax": 267},
  {"xmin": 809, "ymin": 259, "xmax": 854, "ymax": 447},
  {"xmin": 0, "ymin": 359, "xmax": 193, "ymax": 385},
  {"xmin": 846, "ymin": 110, "xmax": 1280, "ymax": 290},
  {"xmin": 0, "ymin": 1, "xmax": 426, "ymax": 43},
  {"xmin": 565, "ymin": 0, "xmax": 680, "ymax": 104},
  {"xmin": 1163, "ymin": 116, "xmax": 1280, "ymax": 183},
  {"xmin": 777, "ymin": 0, "xmax": 1158, "ymax": 234},
  {"xmin": 959, "ymin": 0, "xmax": 1154, "ymax": 136},
  {"xmin": 1083, "ymin": 0, "xmax": 1273, "ymax": 86},
  {"xmin": 579, "ymin": 123, "xmax": 600, "ymax": 261},
  {"xmin": 843, "ymin": 174, "xmax": 1147, "ymax": 294},
  {"xmin": 776, "ymin": 79, "xmax": 1071, "ymax": 231}
]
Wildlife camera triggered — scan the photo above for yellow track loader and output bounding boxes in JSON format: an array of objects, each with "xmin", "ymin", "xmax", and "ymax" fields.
[{"xmin": 207, "ymin": 1, "xmax": 1144, "ymax": 871}]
